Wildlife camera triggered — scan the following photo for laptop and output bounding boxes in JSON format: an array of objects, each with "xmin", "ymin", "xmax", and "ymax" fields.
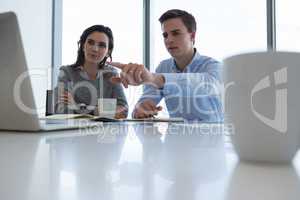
[{"xmin": 0, "ymin": 11, "xmax": 102, "ymax": 131}]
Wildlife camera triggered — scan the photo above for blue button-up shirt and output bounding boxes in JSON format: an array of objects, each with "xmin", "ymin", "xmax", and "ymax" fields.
[{"xmin": 138, "ymin": 51, "xmax": 223, "ymax": 122}]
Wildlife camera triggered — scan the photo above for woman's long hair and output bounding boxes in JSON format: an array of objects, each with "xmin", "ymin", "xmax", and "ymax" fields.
[{"xmin": 72, "ymin": 25, "xmax": 114, "ymax": 69}]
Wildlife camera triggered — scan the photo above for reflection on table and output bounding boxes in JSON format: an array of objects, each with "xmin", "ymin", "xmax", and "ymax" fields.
[{"xmin": 0, "ymin": 122, "xmax": 299, "ymax": 200}]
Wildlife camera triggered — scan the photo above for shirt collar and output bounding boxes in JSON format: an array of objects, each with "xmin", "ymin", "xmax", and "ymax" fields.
[
  {"xmin": 171, "ymin": 48, "xmax": 200, "ymax": 73},
  {"xmin": 77, "ymin": 65, "xmax": 101, "ymax": 79}
]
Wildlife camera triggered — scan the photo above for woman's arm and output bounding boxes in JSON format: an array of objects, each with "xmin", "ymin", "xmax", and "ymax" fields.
[{"xmin": 112, "ymin": 83, "xmax": 128, "ymax": 119}]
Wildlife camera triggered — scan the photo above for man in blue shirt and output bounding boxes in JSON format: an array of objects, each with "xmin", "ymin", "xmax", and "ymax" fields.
[{"xmin": 111, "ymin": 9, "xmax": 223, "ymax": 122}]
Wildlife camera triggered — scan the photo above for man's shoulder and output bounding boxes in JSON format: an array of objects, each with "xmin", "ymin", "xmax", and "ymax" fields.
[
  {"xmin": 196, "ymin": 53, "xmax": 220, "ymax": 65},
  {"xmin": 192, "ymin": 53, "xmax": 221, "ymax": 72}
]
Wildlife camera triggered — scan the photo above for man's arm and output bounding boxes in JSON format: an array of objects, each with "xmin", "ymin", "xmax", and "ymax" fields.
[
  {"xmin": 109, "ymin": 61, "xmax": 222, "ymax": 120},
  {"xmin": 110, "ymin": 61, "xmax": 222, "ymax": 95},
  {"xmin": 161, "ymin": 72, "xmax": 222, "ymax": 97},
  {"xmin": 109, "ymin": 62, "xmax": 165, "ymax": 89}
]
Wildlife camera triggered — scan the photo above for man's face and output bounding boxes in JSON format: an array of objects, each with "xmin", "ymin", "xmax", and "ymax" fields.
[{"xmin": 161, "ymin": 17, "xmax": 195, "ymax": 59}]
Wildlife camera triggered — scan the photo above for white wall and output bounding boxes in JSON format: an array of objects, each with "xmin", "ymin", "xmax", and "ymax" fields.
[{"xmin": 0, "ymin": 0, "xmax": 52, "ymax": 116}]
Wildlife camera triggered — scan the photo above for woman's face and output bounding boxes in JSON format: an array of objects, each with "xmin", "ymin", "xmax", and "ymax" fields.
[{"xmin": 83, "ymin": 31, "xmax": 110, "ymax": 65}]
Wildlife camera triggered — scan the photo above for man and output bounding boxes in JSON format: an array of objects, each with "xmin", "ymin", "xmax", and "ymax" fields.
[{"xmin": 111, "ymin": 9, "xmax": 222, "ymax": 122}]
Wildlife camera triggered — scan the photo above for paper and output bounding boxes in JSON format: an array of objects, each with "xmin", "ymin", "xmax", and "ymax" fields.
[{"xmin": 91, "ymin": 117, "xmax": 184, "ymax": 123}]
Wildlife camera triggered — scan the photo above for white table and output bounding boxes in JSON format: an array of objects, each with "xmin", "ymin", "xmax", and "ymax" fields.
[{"xmin": 0, "ymin": 122, "xmax": 299, "ymax": 200}]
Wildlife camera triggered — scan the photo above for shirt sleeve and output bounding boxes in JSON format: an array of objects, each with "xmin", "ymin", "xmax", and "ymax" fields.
[
  {"xmin": 162, "ymin": 61, "xmax": 222, "ymax": 97},
  {"xmin": 138, "ymin": 84, "xmax": 163, "ymax": 104},
  {"xmin": 137, "ymin": 65, "xmax": 164, "ymax": 105},
  {"xmin": 112, "ymin": 82, "xmax": 129, "ymax": 117}
]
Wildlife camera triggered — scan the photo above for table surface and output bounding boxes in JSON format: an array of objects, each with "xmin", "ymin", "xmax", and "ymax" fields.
[{"xmin": 0, "ymin": 122, "xmax": 299, "ymax": 200}]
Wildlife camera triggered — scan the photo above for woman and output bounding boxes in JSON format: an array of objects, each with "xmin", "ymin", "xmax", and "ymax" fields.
[{"xmin": 55, "ymin": 25, "xmax": 128, "ymax": 118}]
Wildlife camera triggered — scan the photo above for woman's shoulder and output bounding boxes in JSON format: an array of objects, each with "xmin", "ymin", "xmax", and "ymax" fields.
[
  {"xmin": 59, "ymin": 64, "xmax": 79, "ymax": 72},
  {"xmin": 60, "ymin": 64, "xmax": 83, "ymax": 75},
  {"xmin": 58, "ymin": 64, "xmax": 81, "ymax": 80}
]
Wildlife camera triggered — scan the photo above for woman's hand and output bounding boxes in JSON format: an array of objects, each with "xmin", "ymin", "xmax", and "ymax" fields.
[
  {"xmin": 115, "ymin": 105, "xmax": 128, "ymax": 119},
  {"xmin": 58, "ymin": 91, "xmax": 75, "ymax": 105}
]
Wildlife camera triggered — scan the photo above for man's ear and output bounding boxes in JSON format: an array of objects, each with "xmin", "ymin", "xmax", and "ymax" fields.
[{"xmin": 190, "ymin": 32, "xmax": 196, "ymax": 41}]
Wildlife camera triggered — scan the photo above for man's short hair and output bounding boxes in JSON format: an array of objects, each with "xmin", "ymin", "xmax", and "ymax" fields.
[{"xmin": 159, "ymin": 9, "xmax": 196, "ymax": 33}]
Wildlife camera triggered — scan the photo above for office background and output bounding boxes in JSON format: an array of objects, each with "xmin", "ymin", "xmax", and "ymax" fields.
[{"xmin": 0, "ymin": 0, "xmax": 299, "ymax": 116}]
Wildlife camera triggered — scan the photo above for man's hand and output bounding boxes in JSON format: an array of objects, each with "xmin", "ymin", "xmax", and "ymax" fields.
[
  {"xmin": 109, "ymin": 62, "xmax": 165, "ymax": 88},
  {"xmin": 110, "ymin": 62, "xmax": 153, "ymax": 88},
  {"xmin": 133, "ymin": 99, "xmax": 162, "ymax": 119}
]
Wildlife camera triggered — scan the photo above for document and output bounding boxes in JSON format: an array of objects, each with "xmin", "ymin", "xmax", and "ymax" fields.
[
  {"xmin": 42, "ymin": 114, "xmax": 184, "ymax": 123},
  {"xmin": 123, "ymin": 117, "xmax": 184, "ymax": 122}
]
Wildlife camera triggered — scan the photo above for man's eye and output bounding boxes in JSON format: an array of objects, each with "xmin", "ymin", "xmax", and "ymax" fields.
[
  {"xmin": 162, "ymin": 32, "xmax": 168, "ymax": 38},
  {"xmin": 172, "ymin": 32, "xmax": 180, "ymax": 36}
]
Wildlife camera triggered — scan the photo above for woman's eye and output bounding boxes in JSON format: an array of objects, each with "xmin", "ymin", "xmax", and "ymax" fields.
[
  {"xmin": 87, "ymin": 40, "xmax": 95, "ymax": 45},
  {"xmin": 98, "ymin": 42, "xmax": 107, "ymax": 48}
]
